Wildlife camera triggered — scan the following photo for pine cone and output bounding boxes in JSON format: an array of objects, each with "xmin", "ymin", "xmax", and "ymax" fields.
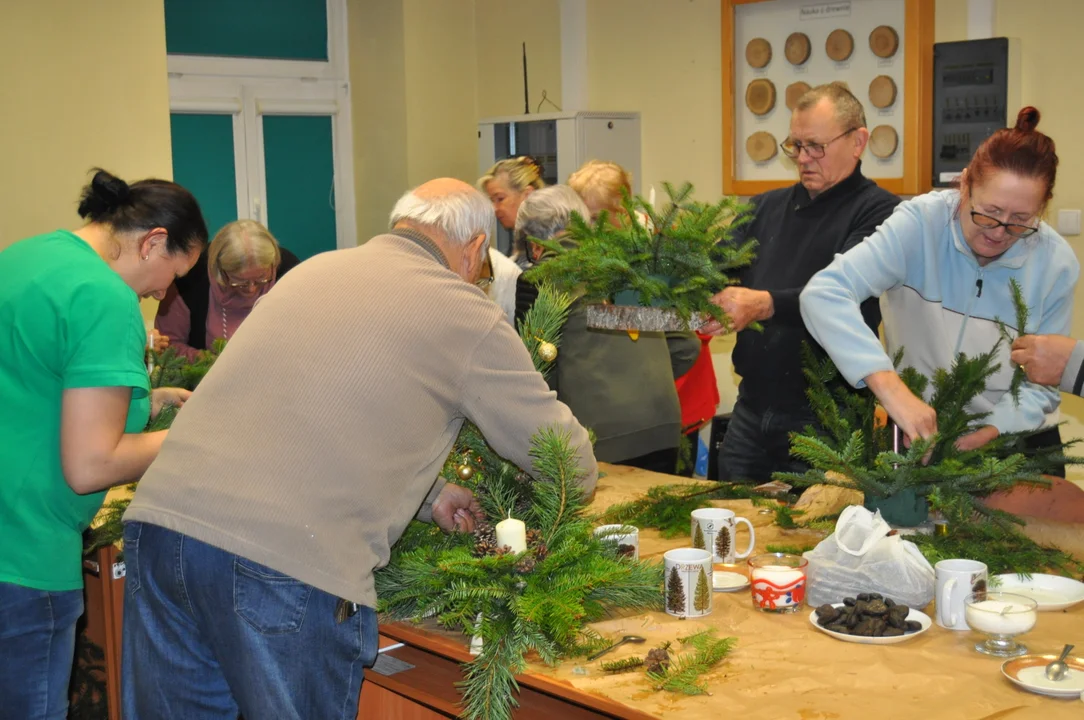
[
  {"xmin": 533, "ymin": 542, "xmax": 548, "ymax": 562},
  {"xmin": 526, "ymin": 529, "xmax": 543, "ymax": 547},
  {"xmin": 494, "ymin": 545, "xmax": 512, "ymax": 557},
  {"xmin": 473, "ymin": 522, "xmax": 496, "ymax": 546},
  {"xmin": 473, "ymin": 540, "xmax": 497, "ymax": 558},
  {"xmin": 515, "ymin": 555, "xmax": 537, "ymax": 574},
  {"xmin": 644, "ymin": 646, "xmax": 671, "ymax": 675}
]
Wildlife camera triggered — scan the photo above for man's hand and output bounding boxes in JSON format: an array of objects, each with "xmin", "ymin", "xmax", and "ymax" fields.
[
  {"xmin": 955, "ymin": 425, "xmax": 999, "ymax": 452},
  {"xmin": 866, "ymin": 370, "xmax": 937, "ymax": 445},
  {"xmin": 150, "ymin": 387, "xmax": 191, "ymax": 419},
  {"xmin": 701, "ymin": 287, "xmax": 774, "ymax": 335},
  {"xmin": 1010, "ymin": 335, "xmax": 1077, "ymax": 386},
  {"xmin": 431, "ymin": 483, "xmax": 484, "ymax": 534}
]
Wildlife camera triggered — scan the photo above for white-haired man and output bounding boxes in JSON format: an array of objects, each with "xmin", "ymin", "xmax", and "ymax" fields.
[{"xmin": 119, "ymin": 178, "xmax": 598, "ymax": 718}]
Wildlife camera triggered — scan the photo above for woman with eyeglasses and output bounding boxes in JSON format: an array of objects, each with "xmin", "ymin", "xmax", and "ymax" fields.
[
  {"xmin": 155, "ymin": 219, "xmax": 300, "ymax": 360},
  {"xmin": 800, "ymin": 107, "xmax": 1077, "ymax": 460},
  {"xmin": 0, "ymin": 169, "xmax": 206, "ymax": 717}
]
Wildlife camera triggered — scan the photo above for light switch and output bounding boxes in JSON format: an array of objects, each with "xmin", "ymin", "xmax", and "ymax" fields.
[{"xmin": 1057, "ymin": 209, "xmax": 1081, "ymax": 236}]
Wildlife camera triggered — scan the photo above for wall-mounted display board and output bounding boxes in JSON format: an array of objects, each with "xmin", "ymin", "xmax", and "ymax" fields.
[{"xmin": 722, "ymin": 0, "xmax": 933, "ymax": 197}]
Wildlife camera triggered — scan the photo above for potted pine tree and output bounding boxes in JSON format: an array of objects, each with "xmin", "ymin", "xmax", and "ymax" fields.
[{"xmin": 525, "ymin": 182, "xmax": 756, "ymax": 332}]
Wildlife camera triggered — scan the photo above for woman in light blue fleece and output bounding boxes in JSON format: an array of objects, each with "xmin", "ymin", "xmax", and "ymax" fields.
[{"xmin": 800, "ymin": 107, "xmax": 1078, "ymax": 453}]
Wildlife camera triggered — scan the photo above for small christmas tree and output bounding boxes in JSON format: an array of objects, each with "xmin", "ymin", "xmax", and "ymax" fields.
[
  {"xmin": 666, "ymin": 566, "xmax": 687, "ymax": 615},
  {"xmin": 693, "ymin": 523, "xmax": 706, "ymax": 550},
  {"xmin": 693, "ymin": 567, "xmax": 711, "ymax": 612},
  {"xmin": 715, "ymin": 527, "xmax": 731, "ymax": 560},
  {"xmin": 776, "ymin": 342, "xmax": 1079, "ymax": 535},
  {"xmin": 524, "ymin": 182, "xmax": 756, "ymax": 330}
]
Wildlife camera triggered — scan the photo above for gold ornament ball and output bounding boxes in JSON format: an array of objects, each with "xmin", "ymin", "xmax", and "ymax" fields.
[
  {"xmin": 538, "ymin": 341, "xmax": 558, "ymax": 362},
  {"xmin": 457, "ymin": 464, "xmax": 475, "ymax": 481}
]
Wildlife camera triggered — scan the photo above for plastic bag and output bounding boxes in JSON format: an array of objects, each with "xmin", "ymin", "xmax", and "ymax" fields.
[{"xmin": 803, "ymin": 505, "xmax": 935, "ymax": 608}]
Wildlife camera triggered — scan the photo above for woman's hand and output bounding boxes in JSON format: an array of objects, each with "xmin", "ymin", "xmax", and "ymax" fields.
[
  {"xmin": 151, "ymin": 387, "xmax": 192, "ymax": 419},
  {"xmin": 150, "ymin": 329, "xmax": 170, "ymax": 353},
  {"xmin": 955, "ymin": 425, "xmax": 1000, "ymax": 452},
  {"xmin": 865, "ymin": 370, "xmax": 938, "ymax": 446}
]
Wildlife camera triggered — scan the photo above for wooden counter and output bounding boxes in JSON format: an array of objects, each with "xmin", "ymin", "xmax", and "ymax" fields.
[{"xmin": 364, "ymin": 464, "xmax": 1084, "ymax": 720}]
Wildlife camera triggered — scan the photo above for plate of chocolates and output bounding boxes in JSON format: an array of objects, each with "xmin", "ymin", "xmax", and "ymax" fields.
[{"xmin": 809, "ymin": 593, "xmax": 932, "ymax": 645}]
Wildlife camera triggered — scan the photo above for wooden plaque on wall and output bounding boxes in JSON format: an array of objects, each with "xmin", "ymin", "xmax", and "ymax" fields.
[{"xmin": 722, "ymin": 0, "xmax": 933, "ymax": 197}]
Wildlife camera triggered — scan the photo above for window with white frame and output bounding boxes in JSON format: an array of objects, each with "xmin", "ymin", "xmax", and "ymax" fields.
[{"xmin": 165, "ymin": 0, "xmax": 355, "ymax": 259}]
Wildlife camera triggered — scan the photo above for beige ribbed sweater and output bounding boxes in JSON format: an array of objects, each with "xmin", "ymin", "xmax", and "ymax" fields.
[{"xmin": 125, "ymin": 232, "xmax": 598, "ymax": 608}]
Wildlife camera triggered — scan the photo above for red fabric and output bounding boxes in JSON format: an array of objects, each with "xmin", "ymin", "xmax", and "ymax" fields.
[{"xmin": 675, "ymin": 333, "xmax": 719, "ymax": 434}]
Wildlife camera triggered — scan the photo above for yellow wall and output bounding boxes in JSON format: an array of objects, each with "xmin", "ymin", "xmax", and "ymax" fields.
[
  {"xmin": 348, "ymin": 0, "xmax": 480, "ymax": 242},
  {"xmin": 587, "ymin": 0, "xmax": 724, "ymax": 199},
  {"xmin": 0, "ymin": 0, "xmax": 173, "ymax": 251},
  {"xmin": 474, "ymin": 0, "xmax": 563, "ymax": 120}
]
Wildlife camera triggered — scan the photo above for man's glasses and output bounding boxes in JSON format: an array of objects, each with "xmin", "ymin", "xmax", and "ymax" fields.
[
  {"xmin": 969, "ymin": 211, "xmax": 1039, "ymax": 238},
  {"xmin": 475, "ymin": 252, "xmax": 494, "ymax": 290},
  {"xmin": 224, "ymin": 271, "xmax": 273, "ymax": 290},
  {"xmin": 780, "ymin": 128, "xmax": 857, "ymax": 159}
]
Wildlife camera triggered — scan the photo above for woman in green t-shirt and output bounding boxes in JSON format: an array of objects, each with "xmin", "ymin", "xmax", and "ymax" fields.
[{"xmin": 0, "ymin": 169, "xmax": 208, "ymax": 719}]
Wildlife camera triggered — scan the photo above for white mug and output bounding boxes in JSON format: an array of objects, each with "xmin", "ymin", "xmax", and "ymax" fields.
[
  {"xmin": 664, "ymin": 548, "xmax": 713, "ymax": 618},
  {"xmin": 935, "ymin": 559, "xmax": 988, "ymax": 630},
  {"xmin": 691, "ymin": 508, "xmax": 755, "ymax": 563},
  {"xmin": 594, "ymin": 524, "xmax": 639, "ymax": 560}
]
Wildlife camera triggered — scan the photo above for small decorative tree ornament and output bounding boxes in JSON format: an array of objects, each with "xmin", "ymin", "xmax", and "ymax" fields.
[
  {"xmin": 457, "ymin": 463, "xmax": 475, "ymax": 481},
  {"xmin": 537, "ymin": 340, "xmax": 558, "ymax": 362}
]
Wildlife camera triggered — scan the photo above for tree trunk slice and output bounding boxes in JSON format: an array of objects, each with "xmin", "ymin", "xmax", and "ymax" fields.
[
  {"xmin": 785, "ymin": 32, "xmax": 811, "ymax": 65},
  {"xmin": 869, "ymin": 25, "xmax": 900, "ymax": 58},
  {"xmin": 746, "ymin": 131, "xmax": 778, "ymax": 162},
  {"xmin": 786, "ymin": 81, "xmax": 812, "ymax": 110},
  {"xmin": 826, "ymin": 29, "xmax": 854, "ymax": 61},
  {"xmin": 869, "ymin": 125, "xmax": 899, "ymax": 158},
  {"xmin": 745, "ymin": 37, "xmax": 772, "ymax": 68},
  {"xmin": 585, "ymin": 304, "xmax": 706, "ymax": 333},
  {"xmin": 745, "ymin": 78, "xmax": 777, "ymax": 116},
  {"xmin": 869, "ymin": 75, "xmax": 898, "ymax": 108}
]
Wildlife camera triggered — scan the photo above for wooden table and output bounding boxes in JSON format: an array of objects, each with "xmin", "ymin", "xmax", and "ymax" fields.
[{"xmin": 363, "ymin": 464, "xmax": 1084, "ymax": 719}]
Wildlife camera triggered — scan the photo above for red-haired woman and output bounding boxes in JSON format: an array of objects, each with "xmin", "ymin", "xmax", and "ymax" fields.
[{"xmin": 800, "ymin": 108, "xmax": 1077, "ymax": 464}]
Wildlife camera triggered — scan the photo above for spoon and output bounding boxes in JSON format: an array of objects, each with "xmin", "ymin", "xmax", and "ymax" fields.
[
  {"xmin": 587, "ymin": 635, "xmax": 646, "ymax": 661},
  {"xmin": 1045, "ymin": 644, "xmax": 1074, "ymax": 682}
]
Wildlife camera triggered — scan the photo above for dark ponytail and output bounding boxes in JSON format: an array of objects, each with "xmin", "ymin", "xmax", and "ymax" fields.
[{"xmin": 77, "ymin": 168, "xmax": 209, "ymax": 255}]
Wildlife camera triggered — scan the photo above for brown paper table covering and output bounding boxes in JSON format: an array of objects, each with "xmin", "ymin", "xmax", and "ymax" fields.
[
  {"xmin": 523, "ymin": 464, "xmax": 1084, "ymax": 719},
  {"xmin": 101, "ymin": 464, "xmax": 1084, "ymax": 717}
]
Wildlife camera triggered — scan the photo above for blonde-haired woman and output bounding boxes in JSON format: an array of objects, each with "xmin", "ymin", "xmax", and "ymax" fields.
[
  {"xmin": 155, "ymin": 220, "xmax": 300, "ymax": 360},
  {"xmin": 480, "ymin": 156, "xmax": 546, "ymax": 262},
  {"xmin": 568, "ymin": 160, "xmax": 634, "ymax": 223}
]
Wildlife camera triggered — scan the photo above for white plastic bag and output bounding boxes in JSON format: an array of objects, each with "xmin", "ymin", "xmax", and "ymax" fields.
[{"xmin": 803, "ymin": 505, "xmax": 935, "ymax": 608}]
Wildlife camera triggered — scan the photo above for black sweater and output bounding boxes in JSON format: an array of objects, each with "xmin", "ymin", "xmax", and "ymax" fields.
[{"xmin": 731, "ymin": 164, "xmax": 900, "ymax": 412}]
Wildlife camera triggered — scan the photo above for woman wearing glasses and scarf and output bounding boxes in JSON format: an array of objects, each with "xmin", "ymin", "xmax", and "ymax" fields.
[
  {"xmin": 801, "ymin": 107, "xmax": 1078, "ymax": 462},
  {"xmin": 155, "ymin": 220, "xmax": 300, "ymax": 361}
]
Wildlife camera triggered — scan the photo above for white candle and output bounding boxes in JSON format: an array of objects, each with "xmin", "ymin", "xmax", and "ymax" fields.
[
  {"xmin": 495, "ymin": 517, "xmax": 527, "ymax": 553},
  {"xmin": 965, "ymin": 600, "xmax": 1037, "ymax": 636},
  {"xmin": 648, "ymin": 186, "xmax": 656, "ymax": 208},
  {"xmin": 752, "ymin": 565, "xmax": 805, "ymax": 586}
]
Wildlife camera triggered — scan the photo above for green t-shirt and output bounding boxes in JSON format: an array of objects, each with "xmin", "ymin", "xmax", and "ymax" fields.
[{"xmin": 0, "ymin": 230, "xmax": 150, "ymax": 590}]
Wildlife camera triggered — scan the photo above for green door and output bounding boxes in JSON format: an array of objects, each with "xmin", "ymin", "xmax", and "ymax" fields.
[{"xmin": 170, "ymin": 113, "xmax": 239, "ymax": 242}]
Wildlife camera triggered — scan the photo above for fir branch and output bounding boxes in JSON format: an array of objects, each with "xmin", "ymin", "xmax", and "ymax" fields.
[
  {"xmin": 601, "ymin": 656, "xmax": 644, "ymax": 673},
  {"xmin": 596, "ymin": 483, "xmax": 772, "ymax": 538},
  {"xmin": 517, "ymin": 281, "xmax": 574, "ymax": 380},
  {"xmin": 647, "ymin": 629, "xmax": 736, "ymax": 695},
  {"xmin": 912, "ymin": 523, "xmax": 1084, "ymax": 577},
  {"xmin": 996, "ymin": 278, "xmax": 1031, "ymax": 404}
]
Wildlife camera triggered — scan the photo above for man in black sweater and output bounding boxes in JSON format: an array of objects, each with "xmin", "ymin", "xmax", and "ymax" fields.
[{"xmin": 703, "ymin": 83, "xmax": 901, "ymax": 482}]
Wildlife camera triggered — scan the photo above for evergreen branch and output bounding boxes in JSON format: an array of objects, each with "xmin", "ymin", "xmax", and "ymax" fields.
[
  {"xmin": 517, "ymin": 281, "xmax": 574, "ymax": 379},
  {"xmin": 647, "ymin": 630, "xmax": 736, "ymax": 695}
]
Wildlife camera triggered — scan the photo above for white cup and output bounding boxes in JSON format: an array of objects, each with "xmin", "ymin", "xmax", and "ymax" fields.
[
  {"xmin": 691, "ymin": 508, "xmax": 755, "ymax": 563},
  {"xmin": 594, "ymin": 524, "xmax": 639, "ymax": 560},
  {"xmin": 935, "ymin": 559, "xmax": 988, "ymax": 630},
  {"xmin": 664, "ymin": 548, "xmax": 713, "ymax": 618}
]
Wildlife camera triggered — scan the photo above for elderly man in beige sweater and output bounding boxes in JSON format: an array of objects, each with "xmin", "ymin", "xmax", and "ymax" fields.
[{"xmin": 120, "ymin": 178, "xmax": 597, "ymax": 719}]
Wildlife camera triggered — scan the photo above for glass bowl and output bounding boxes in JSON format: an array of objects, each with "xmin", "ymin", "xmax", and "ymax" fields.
[{"xmin": 964, "ymin": 591, "xmax": 1038, "ymax": 657}]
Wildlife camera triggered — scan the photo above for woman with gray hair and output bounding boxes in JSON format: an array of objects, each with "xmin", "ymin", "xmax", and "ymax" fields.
[
  {"xmin": 155, "ymin": 220, "xmax": 300, "ymax": 360},
  {"xmin": 515, "ymin": 186, "xmax": 700, "ymax": 473}
]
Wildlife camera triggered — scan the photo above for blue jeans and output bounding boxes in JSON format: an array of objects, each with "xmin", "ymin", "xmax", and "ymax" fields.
[
  {"xmin": 121, "ymin": 522, "xmax": 379, "ymax": 719},
  {"xmin": 0, "ymin": 581, "xmax": 84, "ymax": 720},
  {"xmin": 719, "ymin": 394, "xmax": 817, "ymax": 483}
]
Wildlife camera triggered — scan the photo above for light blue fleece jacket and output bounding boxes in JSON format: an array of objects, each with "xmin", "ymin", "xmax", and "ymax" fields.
[{"xmin": 800, "ymin": 189, "xmax": 1079, "ymax": 434}]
